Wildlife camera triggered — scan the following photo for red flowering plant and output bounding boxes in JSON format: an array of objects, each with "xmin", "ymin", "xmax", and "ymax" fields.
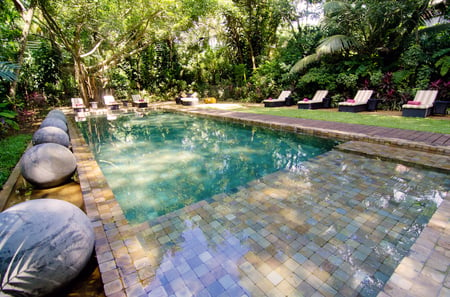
[
  {"xmin": 378, "ymin": 72, "xmax": 401, "ymax": 110},
  {"xmin": 26, "ymin": 92, "xmax": 47, "ymax": 109},
  {"xmin": 429, "ymin": 79, "xmax": 450, "ymax": 101}
]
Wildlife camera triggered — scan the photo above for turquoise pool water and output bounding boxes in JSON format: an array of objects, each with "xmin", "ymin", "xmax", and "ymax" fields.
[
  {"xmin": 78, "ymin": 111, "xmax": 448, "ymax": 296},
  {"xmin": 78, "ymin": 112, "xmax": 338, "ymax": 224}
]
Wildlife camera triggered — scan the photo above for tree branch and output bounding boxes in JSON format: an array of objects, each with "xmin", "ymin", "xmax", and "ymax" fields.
[
  {"xmin": 37, "ymin": 2, "xmax": 75, "ymax": 55},
  {"xmin": 11, "ymin": 0, "xmax": 26, "ymax": 13},
  {"xmin": 80, "ymin": 39, "xmax": 103, "ymax": 58},
  {"xmin": 87, "ymin": 17, "xmax": 155, "ymax": 73}
]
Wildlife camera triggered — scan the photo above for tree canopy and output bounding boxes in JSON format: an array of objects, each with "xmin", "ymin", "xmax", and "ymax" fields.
[{"xmin": 0, "ymin": 0, "xmax": 448, "ymax": 130}]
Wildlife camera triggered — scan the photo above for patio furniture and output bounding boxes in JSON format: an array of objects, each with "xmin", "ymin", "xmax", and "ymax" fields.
[
  {"xmin": 338, "ymin": 90, "xmax": 374, "ymax": 112},
  {"xmin": 297, "ymin": 90, "xmax": 330, "ymax": 109},
  {"xmin": 71, "ymin": 98, "xmax": 86, "ymax": 112},
  {"xmin": 433, "ymin": 100, "xmax": 449, "ymax": 116},
  {"xmin": 103, "ymin": 95, "xmax": 120, "ymax": 110},
  {"xmin": 402, "ymin": 90, "xmax": 439, "ymax": 118},
  {"xmin": 367, "ymin": 98, "xmax": 382, "ymax": 111},
  {"xmin": 263, "ymin": 91, "xmax": 292, "ymax": 107},
  {"xmin": 131, "ymin": 94, "xmax": 148, "ymax": 108},
  {"xmin": 181, "ymin": 92, "xmax": 199, "ymax": 106}
]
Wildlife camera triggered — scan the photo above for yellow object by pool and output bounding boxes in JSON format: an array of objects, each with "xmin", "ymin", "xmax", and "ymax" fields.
[{"xmin": 203, "ymin": 97, "xmax": 216, "ymax": 104}]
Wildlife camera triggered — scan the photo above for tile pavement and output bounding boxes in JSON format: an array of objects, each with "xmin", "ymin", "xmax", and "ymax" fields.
[{"xmin": 68, "ymin": 104, "xmax": 449, "ymax": 297}]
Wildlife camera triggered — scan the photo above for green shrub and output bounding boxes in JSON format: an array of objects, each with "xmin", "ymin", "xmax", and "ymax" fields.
[
  {"xmin": 0, "ymin": 102, "xmax": 19, "ymax": 137},
  {"xmin": 0, "ymin": 134, "xmax": 31, "ymax": 188}
]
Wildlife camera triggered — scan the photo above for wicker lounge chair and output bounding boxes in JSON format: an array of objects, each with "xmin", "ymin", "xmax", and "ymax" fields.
[
  {"xmin": 263, "ymin": 91, "xmax": 292, "ymax": 107},
  {"xmin": 131, "ymin": 94, "xmax": 148, "ymax": 108},
  {"xmin": 402, "ymin": 90, "xmax": 438, "ymax": 118},
  {"xmin": 297, "ymin": 90, "xmax": 330, "ymax": 110},
  {"xmin": 338, "ymin": 90, "xmax": 374, "ymax": 112},
  {"xmin": 71, "ymin": 97, "xmax": 86, "ymax": 112},
  {"xmin": 103, "ymin": 95, "xmax": 120, "ymax": 110}
]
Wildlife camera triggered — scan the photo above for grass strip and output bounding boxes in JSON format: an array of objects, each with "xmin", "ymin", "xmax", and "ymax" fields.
[
  {"xmin": 0, "ymin": 134, "xmax": 32, "ymax": 188},
  {"xmin": 230, "ymin": 107, "xmax": 450, "ymax": 134}
]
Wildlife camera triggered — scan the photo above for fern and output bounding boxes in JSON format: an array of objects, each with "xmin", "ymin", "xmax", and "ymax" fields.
[
  {"xmin": 0, "ymin": 61, "xmax": 19, "ymax": 82},
  {"xmin": 435, "ymin": 55, "xmax": 450, "ymax": 76}
]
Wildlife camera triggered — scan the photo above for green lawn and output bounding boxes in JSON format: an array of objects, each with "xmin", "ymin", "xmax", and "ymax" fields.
[
  {"xmin": 227, "ymin": 106, "xmax": 450, "ymax": 134},
  {"xmin": 0, "ymin": 134, "xmax": 32, "ymax": 188}
]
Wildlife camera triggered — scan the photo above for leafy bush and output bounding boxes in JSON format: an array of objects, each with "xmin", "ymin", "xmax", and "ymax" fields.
[
  {"xmin": 434, "ymin": 48, "xmax": 450, "ymax": 77},
  {"xmin": 295, "ymin": 66, "xmax": 337, "ymax": 97},
  {"xmin": 336, "ymin": 73, "xmax": 358, "ymax": 90},
  {"xmin": 0, "ymin": 102, "xmax": 18, "ymax": 137},
  {"xmin": 0, "ymin": 133, "xmax": 31, "ymax": 188}
]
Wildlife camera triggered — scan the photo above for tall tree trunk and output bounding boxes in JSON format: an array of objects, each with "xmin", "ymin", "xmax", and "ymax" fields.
[
  {"xmin": 74, "ymin": 57, "xmax": 93, "ymax": 106},
  {"xmin": 9, "ymin": 5, "xmax": 34, "ymax": 98}
]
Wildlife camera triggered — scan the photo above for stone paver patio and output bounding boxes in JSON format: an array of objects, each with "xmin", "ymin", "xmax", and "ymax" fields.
[{"xmin": 68, "ymin": 103, "xmax": 449, "ymax": 297}]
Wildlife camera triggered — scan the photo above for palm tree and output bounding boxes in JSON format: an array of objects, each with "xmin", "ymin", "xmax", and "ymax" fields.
[
  {"xmin": 290, "ymin": 0, "xmax": 433, "ymax": 74},
  {"xmin": 0, "ymin": 61, "xmax": 18, "ymax": 82}
]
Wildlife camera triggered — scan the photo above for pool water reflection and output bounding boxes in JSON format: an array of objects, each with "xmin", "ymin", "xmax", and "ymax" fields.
[
  {"xmin": 136, "ymin": 150, "xmax": 447, "ymax": 297},
  {"xmin": 77, "ymin": 112, "xmax": 448, "ymax": 296},
  {"xmin": 78, "ymin": 112, "xmax": 337, "ymax": 224}
]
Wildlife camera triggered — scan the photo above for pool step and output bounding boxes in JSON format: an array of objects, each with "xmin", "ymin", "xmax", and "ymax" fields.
[{"xmin": 337, "ymin": 141, "xmax": 450, "ymax": 173}]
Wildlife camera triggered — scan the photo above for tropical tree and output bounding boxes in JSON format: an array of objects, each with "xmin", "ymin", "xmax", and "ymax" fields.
[
  {"xmin": 221, "ymin": 0, "xmax": 296, "ymax": 75},
  {"xmin": 33, "ymin": 0, "xmax": 215, "ymax": 105},
  {"xmin": 8, "ymin": 0, "xmax": 36, "ymax": 98},
  {"xmin": 290, "ymin": 0, "xmax": 432, "ymax": 73},
  {"xmin": 34, "ymin": 0, "xmax": 159, "ymax": 104}
]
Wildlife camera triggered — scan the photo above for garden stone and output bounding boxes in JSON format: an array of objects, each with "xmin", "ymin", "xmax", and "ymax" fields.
[
  {"xmin": 32, "ymin": 126, "xmax": 70, "ymax": 147},
  {"xmin": 46, "ymin": 112, "xmax": 67, "ymax": 123},
  {"xmin": 40, "ymin": 117, "xmax": 67, "ymax": 133},
  {"xmin": 47, "ymin": 109, "xmax": 65, "ymax": 116},
  {"xmin": 47, "ymin": 110, "xmax": 67, "ymax": 123},
  {"xmin": 20, "ymin": 143, "xmax": 76, "ymax": 188},
  {"xmin": 0, "ymin": 199, "xmax": 94, "ymax": 297}
]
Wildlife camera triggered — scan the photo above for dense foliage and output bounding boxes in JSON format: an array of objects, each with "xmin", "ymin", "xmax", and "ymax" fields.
[
  {"xmin": 0, "ymin": 133, "xmax": 31, "ymax": 188},
  {"xmin": 0, "ymin": 0, "xmax": 449, "ymax": 136}
]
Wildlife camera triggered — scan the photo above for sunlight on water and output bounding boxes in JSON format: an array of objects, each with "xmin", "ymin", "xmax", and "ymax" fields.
[
  {"xmin": 78, "ymin": 112, "xmax": 337, "ymax": 223},
  {"xmin": 78, "ymin": 112, "xmax": 449, "ymax": 296}
]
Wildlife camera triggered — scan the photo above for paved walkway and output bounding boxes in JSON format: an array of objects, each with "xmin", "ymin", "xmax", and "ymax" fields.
[
  {"xmin": 168, "ymin": 106, "xmax": 450, "ymax": 153},
  {"xmin": 70, "ymin": 104, "xmax": 449, "ymax": 297}
]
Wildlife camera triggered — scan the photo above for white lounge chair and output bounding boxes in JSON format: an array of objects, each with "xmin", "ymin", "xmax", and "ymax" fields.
[
  {"xmin": 338, "ymin": 90, "xmax": 374, "ymax": 112},
  {"xmin": 263, "ymin": 91, "xmax": 292, "ymax": 107},
  {"xmin": 180, "ymin": 92, "xmax": 199, "ymax": 106},
  {"xmin": 131, "ymin": 94, "xmax": 148, "ymax": 108},
  {"xmin": 71, "ymin": 97, "xmax": 86, "ymax": 112},
  {"xmin": 402, "ymin": 90, "xmax": 438, "ymax": 118},
  {"xmin": 297, "ymin": 90, "xmax": 330, "ymax": 110},
  {"xmin": 103, "ymin": 95, "xmax": 120, "ymax": 110}
]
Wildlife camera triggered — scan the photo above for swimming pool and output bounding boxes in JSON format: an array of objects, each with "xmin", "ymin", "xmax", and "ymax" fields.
[
  {"xmin": 76, "ymin": 111, "xmax": 448, "ymax": 296},
  {"xmin": 78, "ymin": 112, "xmax": 338, "ymax": 224}
]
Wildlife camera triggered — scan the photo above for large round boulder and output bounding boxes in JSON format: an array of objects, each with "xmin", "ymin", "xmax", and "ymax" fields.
[
  {"xmin": 40, "ymin": 117, "xmax": 67, "ymax": 133},
  {"xmin": 46, "ymin": 112, "xmax": 67, "ymax": 124},
  {"xmin": 46, "ymin": 113, "xmax": 67, "ymax": 123},
  {"xmin": 32, "ymin": 126, "xmax": 70, "ymax": 147},
  {"xmin": 20, "ymin": 143, "xmax": 76, "ymax": 188},
  {"xmin": 48, "ymin": 109, "xmax": 65, "ymax": 116},
  {"xmin": 0, "ymin": 199, "xmax": 94, "ymax": 297}
]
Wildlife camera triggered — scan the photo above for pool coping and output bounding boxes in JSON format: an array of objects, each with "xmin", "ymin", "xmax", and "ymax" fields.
[{"xmin": 68, "ymin": 104, "xmax": 449, "ymax": 297}]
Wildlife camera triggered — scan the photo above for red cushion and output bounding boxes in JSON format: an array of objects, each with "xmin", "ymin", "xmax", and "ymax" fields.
[
  {"xmin": 346, "ymin": 99, "xmax": 355, "ymax": 103},
  {"xmin": 303, "ymin": 98, "xmax": 309, "ymax": 101},
  {"xmin": 407, "ymin": 101, "xmax": 421, "ymax": 105}
]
